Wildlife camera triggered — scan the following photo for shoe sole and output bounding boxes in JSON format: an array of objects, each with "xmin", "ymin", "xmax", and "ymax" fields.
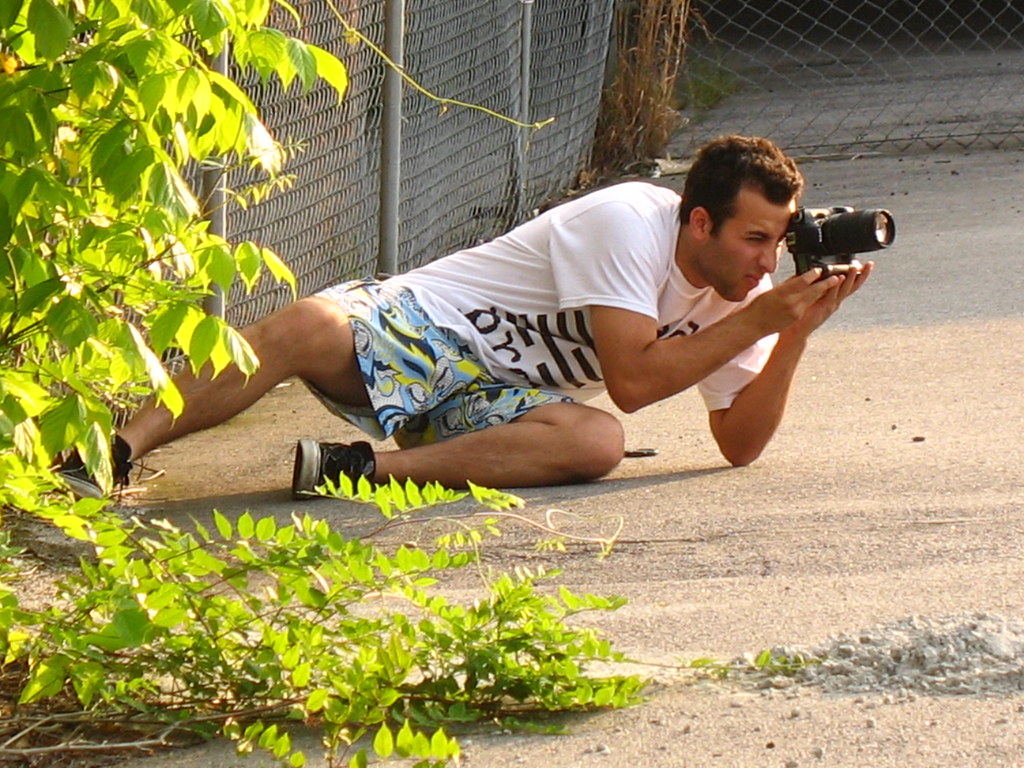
[
  {"xmin": 59, "ymin": 473, "xmax": 105, "ymax": 500},
  {"xmin": 292, "ymin": 439, "xmax": 322, "ymax": 500}
]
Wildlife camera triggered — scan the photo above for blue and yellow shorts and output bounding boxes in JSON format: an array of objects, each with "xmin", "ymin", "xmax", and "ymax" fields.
[{"xmin": 307, "ymin": 279, "xmax": 573, "ymax": 448}]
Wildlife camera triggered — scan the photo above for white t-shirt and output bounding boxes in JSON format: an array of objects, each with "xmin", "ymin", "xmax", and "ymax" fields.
[{"xmin": 389, "ymin": 181, "xmax": 777, "ymax": 411}]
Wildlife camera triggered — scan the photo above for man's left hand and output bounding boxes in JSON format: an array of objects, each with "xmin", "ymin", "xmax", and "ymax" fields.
[{"xmin": 788, "ymin": 260, "xmax": 873, "ymax": 337}]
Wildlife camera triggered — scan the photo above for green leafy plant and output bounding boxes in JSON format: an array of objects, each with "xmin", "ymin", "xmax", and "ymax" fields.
[
  {"xmin": 0, "ymin": 504, "xmax": 642, "ymax": 766},
  {"xmin": 317, "ymin": 475, "xmax": 512, "ymax": 518},
  {"xmin": 685, "ymin": 648, "xmax": 819, "ymax": 681},
  {"xmin": 0, "ymin": 5, "xmax": 640, "ymax": 765},
  {"xmin": 320, "ymin": 476, "xmax": 624, "ymax": 559},
  {"xmin": 0, "ymin": 0, "xmax": 348, "ymax": 509}
]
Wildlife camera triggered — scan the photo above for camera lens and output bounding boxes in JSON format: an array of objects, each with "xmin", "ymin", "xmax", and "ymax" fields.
[
  {"xmin": 821, "ymin": 209, "xmax": 895, "ymax": 254},
  {"xmin": 872, "ymin": 210, "xmax": 895, "ymax": 246}
]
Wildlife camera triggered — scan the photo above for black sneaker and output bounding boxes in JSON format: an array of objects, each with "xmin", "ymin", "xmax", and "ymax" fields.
[
  {"xmin": 291, "ymin": 439, "xmax": 376, "ymax": 500},
  {"xmin": 57, "ymin": 436, "xmax": 133, "ymax": 499}
]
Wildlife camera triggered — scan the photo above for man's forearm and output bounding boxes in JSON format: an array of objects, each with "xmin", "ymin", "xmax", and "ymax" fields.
[
  {"xmin": 600, "ymin": 307, "xmax": 774, "ymax": 413},
  {"xmin": 708, "ymin": 327, "xmax": 809, "ymax": 466}
]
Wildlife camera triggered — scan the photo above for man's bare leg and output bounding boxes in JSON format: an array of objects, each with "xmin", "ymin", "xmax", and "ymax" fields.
[
  {"xmin": 120, "ymin": 296, "xmax": 369, "ymax": 459},
  {"xmin": 370, "ymin": 402, "xmax": 625, "ymax": 488},
  {"xmin": 118, "ymin": 297, "xmax": 624, "ymax": 489}
]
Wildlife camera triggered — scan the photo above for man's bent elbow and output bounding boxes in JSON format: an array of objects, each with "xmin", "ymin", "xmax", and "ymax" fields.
[
  {"xmin": 708, "ymin": 410, "xmax": 770, "ymax": 467},
  {"xmin": 718, "ymin": 443, "xmax": 764, "ymax": 468},
  {"xmin": 606, "ymin": 383, "xmax": 651, "ymax": 415}
]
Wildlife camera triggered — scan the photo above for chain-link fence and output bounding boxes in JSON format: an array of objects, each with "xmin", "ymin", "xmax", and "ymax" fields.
[
  {"xmin": 221, "ymin": 0, "xmax": 613, "ymax": 328},
  {"xmin": 217, "ymin": 0, "xmax": 1023, "ymax": 329},
  {"xmin": 675, "ymin": 0, "xmax": 1024, "ymax": 157}
]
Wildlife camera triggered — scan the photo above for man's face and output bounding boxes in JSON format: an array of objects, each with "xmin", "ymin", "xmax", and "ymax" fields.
[{"xmin": 687, "ymin": 184, "xmax": 796, "ymax": 302}]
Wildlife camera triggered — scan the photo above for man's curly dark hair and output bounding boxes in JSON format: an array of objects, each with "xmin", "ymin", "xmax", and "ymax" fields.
[{"xmin": 680, "ymin": 135, "xmax": 804, "ymax": 232}]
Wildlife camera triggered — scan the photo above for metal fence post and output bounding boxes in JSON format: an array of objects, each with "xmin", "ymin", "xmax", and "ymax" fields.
[
  {"xmin": 202, "ymin": 43, "xmax": 229, "ymax": 317},
  {"xmin": 515, "ymin": 0, "xmax": 534, "ymax": 220},
  {"xmin": 378, "ymin": 0, "xmax": 404, "ymax": 276}
]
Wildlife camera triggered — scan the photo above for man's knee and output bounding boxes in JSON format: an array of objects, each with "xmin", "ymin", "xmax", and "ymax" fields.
[
  {"xmin": 247, "ymin": 297, "xmax": 352, "ymax": 370},
  {"xmin": 264, "ymin": 297, "xmax": 346, "ymax": 341},
  {"xmin": 570, "ymin": 408, "xmax": 625, "ymax": 480},
  {"xmin": 235, "ymin": 297, "xmax": 370, "ymax": 410},
  {"xmin": 528, "ymin": 404, "xmax": 623, "ymax": 482}
]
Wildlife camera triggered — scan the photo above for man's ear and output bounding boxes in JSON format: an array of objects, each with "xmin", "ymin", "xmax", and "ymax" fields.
[{"xmin": 688, "ymin": 206, "xmax": 714, "ymax": 241}]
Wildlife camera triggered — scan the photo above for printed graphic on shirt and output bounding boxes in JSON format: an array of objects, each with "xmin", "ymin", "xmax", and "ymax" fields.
[
  {"xmin": 466, "ymin": 306, "xmax": 602, "ymax": 390},
  {"xmin": 657, "ymin": 319, "xmax": 701, "ymax": 339}
]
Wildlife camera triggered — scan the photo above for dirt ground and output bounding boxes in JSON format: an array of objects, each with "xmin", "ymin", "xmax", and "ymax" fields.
[{"xmin": 59, "ymin": 146, "xmax": 1016, "ymax": 768}]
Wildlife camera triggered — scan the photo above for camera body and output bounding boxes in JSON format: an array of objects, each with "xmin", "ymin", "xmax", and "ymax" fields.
[{"xmin": 786, "ymin": 206, "xmax": 895, "ymax": 276}]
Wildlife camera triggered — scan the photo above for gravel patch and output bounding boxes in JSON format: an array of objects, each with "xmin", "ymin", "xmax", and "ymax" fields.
[{"xmin": 757, "ymin": 613, "xmax": 1024, "ymax": 696}]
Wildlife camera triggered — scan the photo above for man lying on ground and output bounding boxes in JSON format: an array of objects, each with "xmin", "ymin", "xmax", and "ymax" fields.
[{"xmin": 61, "ymin": 134, "xmax": 872, "ymax": 499}]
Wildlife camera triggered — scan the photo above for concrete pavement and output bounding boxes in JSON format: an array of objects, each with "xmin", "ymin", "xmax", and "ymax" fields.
[{"xmin": 110, "ymin": 146, "xmax": 1024, "ymax": 768}]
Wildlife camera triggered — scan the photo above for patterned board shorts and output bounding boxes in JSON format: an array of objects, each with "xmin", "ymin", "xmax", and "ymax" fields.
[{"xmin": 307, "ymin": 279, "xmax": 573, "ymax": 448}]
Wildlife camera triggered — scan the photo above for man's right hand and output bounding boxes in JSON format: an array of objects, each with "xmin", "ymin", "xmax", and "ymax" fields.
[{"xmin": 749, "ymin": 262, "xmax": 872, "ymax": 337}]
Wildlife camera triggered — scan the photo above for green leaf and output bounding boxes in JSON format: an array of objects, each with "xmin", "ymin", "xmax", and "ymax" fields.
[
  {"xmin": 309, "ymin": 44, "xmax": 349, "ymax": 101},
  {"xmin": 47, "ymin": 296, "xmax": 98, "ymax": 349},
  {"xmin": 139, "ymin": 71, "xmax": 173, "ymax": 118},
  {"xmin": 188, "ymin": 314, "xmax": 219, "ymax": 368},
  {"xmin": 38, "ymin": 394, "xmax": 86, "ymax": 456},
  {"xmin": 467, "ymin": 482, "xmax": 524, "ymax": 511},
  {"xmin": 208, "ymin": 70, "xmax": 257, "ymax": 114},
  {"xmin": 16, "ymin": 277, "xmax": 61, "ymax": 315},
  {"xmin": 395, "ymin": 720, "xmax": 416, "ymax": 757},
  {"xmin": 175, "ymin": 67, "xmax": 203, "ymax": 108},
  {"xmin": 110, "ymin": 147, "xmax": 158, "ymax": 203},
  {"xmin": 387, "ymin": 476, "xmax": 406, "ymax": 510},
  {"xmin": 255, "ymin": 515, "xmax": 276, "ymax": 541},
  {"xmin": 355, "ymin": 475, "xmax": 373, "ymax": 501},
  {"xmin": 111, "ymin": 605, "xmax": 150, "ymax": 646},
  {"xmin": 151, "ymin": 606, "xmax": 188, "ymax": 628},
  {"xmin": 0, "ymin": 0, "xmax": 25, "ymax": 27},
  {"xmin": 236, "ymin": 511, "xmax": 255, "ymax": 538},
  {"xmin": 148, "ymin": 302, "xmax": 193, "ymax": 353},
  {"xmin": 27, "ymin": 0, "xmax": 73, "ymax": 60},
  {"xmin": 305, "ymin": 688, "xmax": 328, "ymax": 713},
  {"xmin": 291, "ymin": 662, "xmax": 311, "ymax": 687},
  {"xmin": 272, "ymin": 731, "xmax": 291, "ymax": 759},
  {"xmin": 244, "ymin": 28, "xmax": 290, "ymax": 84},
  {"xmin": 200, "ymin": 243, "xmax": 237, "ymax": 291},
  {"xmin": 235, "ymin": 241, "xmax": 262, "ymax": 290},
  {"xmin": 260, "ymin": 246, "xmax": 296, "ymax": 294},
  {"xmin": 20, "ymin": 655, "xmax": 68, "ymax": 703},
  {"xmin": 0, "ymin": 374, "xmax": 50, "ymax": 419},
  {"xmin": 147, "ymin": 161, "xmax": 200, "ymax": 221},
  {"xmin": 430, "ymin": 728, "xmax": 454, "ymax": 760},
  {"xmin": 70, "ymin": 660, "xmax": 106, "ymax": 708},
  {"xmin": 189, "ymin": 0, "xmax": 229, "ymax": 40},
  {"xmin": 127, "ymin": 323, "xmax": 171, "ymax": 392},
  {"xmin": 91, "ymin": 120, "xmax": 132, "ymax": 175},
  {"xmin": 155, "ymin": 379, "xmax": 185, "ymax": 418},
  {"xmin": 372, "ymin": 724, "xmax": 393, "ymax": 759},
  {"xmin": 67, "ymin": 57, "xmax": 119, "ymax": 102},
  {"xmin": 0, "ymin": 168, "xmax": 40, "ymax": 227},
  {"xmin": 81, "ymin": 419, "xmax": 113, "ymax": 490},
  {"xmin": 0, "ymin": 107, "xmax": 36, "ymax": 161},
  {"xmin": 222, "ymin": 325, "xmax": 258, "ymax": 375},
  {"xmin": 286, "ymin": 38, "xmax": 316, "ymax": 91},
  {"xmin": 213, "ymin": 510, "xmax": 233, "ymax": 539}
]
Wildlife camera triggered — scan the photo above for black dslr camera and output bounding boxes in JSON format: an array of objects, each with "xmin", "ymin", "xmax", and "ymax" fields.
[{"xmin": 786, "ymin": 206, "xmax": 895, "ymax": 277}]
